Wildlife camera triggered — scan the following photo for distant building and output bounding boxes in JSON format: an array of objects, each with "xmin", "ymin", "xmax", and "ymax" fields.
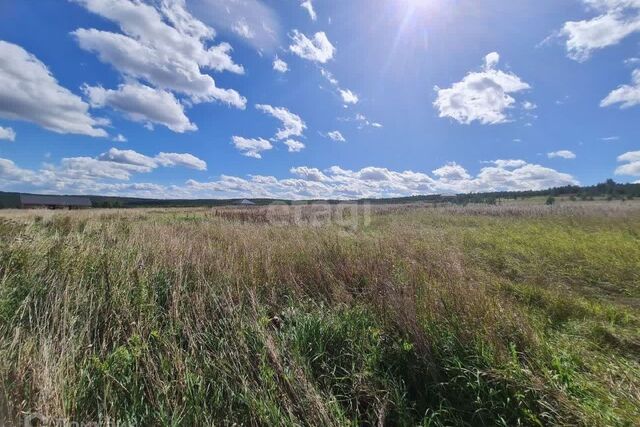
[
  {"xmin": 238, "ymin": 199, "xmax": 256, "ymax": 206},
  {"xmin": 19, "ymin": 194, "xmax": 92, "ymax": 209}
]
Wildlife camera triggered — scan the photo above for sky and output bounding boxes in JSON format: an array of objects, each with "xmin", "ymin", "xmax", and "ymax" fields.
[{"xmin": 0, "ymin": 0, "xmax": 638, "ymax": 200}]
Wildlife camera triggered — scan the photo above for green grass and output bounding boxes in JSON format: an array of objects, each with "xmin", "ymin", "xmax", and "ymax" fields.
[{"xmin": 0, "ymin": 204, "xmax": 639, "ymax": 425}]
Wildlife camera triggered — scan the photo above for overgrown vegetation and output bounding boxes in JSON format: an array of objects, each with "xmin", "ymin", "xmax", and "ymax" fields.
[{"xmin": 1, "ymin": 202, "xmax": 639, "ymax": 425}]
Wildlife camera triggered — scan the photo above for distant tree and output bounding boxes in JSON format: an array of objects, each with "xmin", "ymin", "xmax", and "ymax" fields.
[{"xmin": 546, "ymin": 196, "xmax": 556, "ymax": 206}]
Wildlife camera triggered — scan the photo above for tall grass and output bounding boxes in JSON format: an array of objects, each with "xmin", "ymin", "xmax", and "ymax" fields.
[{"xmin": 1, "ymin": 203, "xmax": 639, "ymax": 425}]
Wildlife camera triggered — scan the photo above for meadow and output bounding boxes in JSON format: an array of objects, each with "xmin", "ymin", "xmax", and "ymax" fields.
[{"xmin": 0, "ymin": 202, "xmax": 639, "ymax": 426}]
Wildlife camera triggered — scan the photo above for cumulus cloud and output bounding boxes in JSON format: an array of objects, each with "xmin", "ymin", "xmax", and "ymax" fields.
[
  {"xmin": 97, "ymin": 147, "xmax": 157, "ymax": 169},
  {"xmin": 547, "ymin": 150, "xmax": 577, "ymax": 159},
  {"xmin": 601, "ymin": 69, "xmax": 640, "ymax": 108},
  {"xmin": 492, "ymin": 159, "xmax": 528, "ymax": 168},
  {"xmin": 232, "ymin": 136, "xmax": 273, "ymax": 158},
  {"xmin": 283, "ymin": 139, "xmax": 305, "ymax": 152},
  {"xmin": 0, "ymin": 40, "xmax": 107, "ymax": 137},
  {"xmin": 340, "ymin": 89, "xmax": 359, "ymax": 104},
  {"xmin": 470, "ymin": 160, "xmax": 577, "ymax": 192},
  {"xmin": 187, "ymin": 160, "xmax": 577, "ymax": 199},
  {"xmin": 273, "ymin": 56, "xmax": 289, "ymax": 73},
  {"xmin": 0, "ymin": 158, "xmax": 40, "ymax": 184},
  {"xmin": 84, "ymin": 83, "xmax": 197, "ymax": 133},
  {"xmin": 561, "ymin": 0, "xmax": 640, "ymax": 61},
  {"xmin": 301, "ymin": 0, "xmax": 317, "ymax": 21},
  {"xmin": 434, "ymin": 52, "xmax": 530, "ymax": 125},
  {"xmin": 289, "ymin": 30, "xmax": 335, "ymax": 63},
  {"xmin": 155, "ymin": 152, "xmax": 207, "ymax": 170},
  {"xmin": 59, "ymin": 156, "xmax": 153, "ymax": 180},
  {"xmin": 615, "ymin": 150, "xmax": 640, "ymax": 176},
  {"xmin": 432, "ymin": 162, "xmax": 472, "ymax": 180},
  {"xmin": 71, "ymin": 0, "xmax": 246, "ymax": 131},
  {"xmin": 256, "ymin": 104, "xmax": 306, "ymax": 140},
  {"xmin": 1, "ymin": 154, "xmax": 577, "ymax": 199},
  {"xmin": 0, "ymin": 126, "xmax": 16, "ymax": 141},
  {"xmin": 290, "ymin": 166, "xmax": 328, "ymax": 182},
  {"xmin": 98, "ymin": 148, "xmax": 207, "ymax": 171},
  {"xmin": 0, "ymin": 147, "xmax": 207, "ymax": 196},
  {"xmin": 112, "ymin": 134, "xmax": 127, "ymax": 142},
  {"xmin": 327, "ymin": 130, "xmax": 346, "ymax": 142}
]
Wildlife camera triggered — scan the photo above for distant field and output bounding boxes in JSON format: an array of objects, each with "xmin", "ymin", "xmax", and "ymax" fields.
[{"xmin": 1, "ymin": 202, "xmax": 639, "ymax": 426}]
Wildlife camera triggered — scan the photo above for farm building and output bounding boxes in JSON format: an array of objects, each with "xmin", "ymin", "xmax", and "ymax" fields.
[
  {"xmin": 19, "ymin": 194, "xmax": 92, "ymax": 209},
  {"xmin": 238, "ymin": 199, "xmax": 256, "ymax": 206}
]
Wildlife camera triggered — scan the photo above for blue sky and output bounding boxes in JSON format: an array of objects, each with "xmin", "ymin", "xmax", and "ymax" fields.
[{"xmin": 0, "ymin": 0, "xmax": 638, "ymax": 199}]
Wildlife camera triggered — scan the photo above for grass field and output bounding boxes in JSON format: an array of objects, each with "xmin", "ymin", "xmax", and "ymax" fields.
[{"xmin": 1, "ymin": 202, "xmax": 639, "ymax": 426}]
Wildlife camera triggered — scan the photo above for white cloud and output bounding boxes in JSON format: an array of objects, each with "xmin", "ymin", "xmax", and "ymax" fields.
[
  {"xmin": 561, "ymin": 0, "xmax": 640, "ymax": 61},
  {"xmin": 340, "ymin": 89, "xmax": 359, "ymax": 104},
  {"xmin": 186, "ymin": 160, "xmax": 577, "ymax": 199},
  {"xmin": 112, "ymin": 134, "xmax": 127, "ymax": 142},
  {"xmin": 615, "ymin": 150, "xmax": 640, "ymax": 176},
  {"xmin": 97, "ymin": 148, "xmax": 207, "ymax": 171},
  {"xmin": 434, "ymin": 52, "xmax": 530, "ymax": 125},
  {"xmin": 155, "ymin": 152, "xmax": 207, "ymax": 170},
  {"xmin": 0, "ymin": 40, "xmax": 107, "ymax": 137},
  {"xmin": 289, "ymin": 30, "xmax": 335, "ymax": 63},
  {"xmin": 84, "ymin": 83, "xmax": 197, "ymax": 133},
  {"xmin": 0, "ymin": 147, "xmax": 206, "ymax": 196},
  {"xmin": 256, "ymin": 104, "xmax": 306, "ymax": 140},
  {"xmin": 320, "ymin": 68, "xmax": 339, "ymax": 85},
  {"xmin": 283, "ymin": 139, "xmax": 305, "ymax": 152},
  {"xmin": 601, "ymin": 69, "xmax": 640, "ymax": 108},
  {"xmin": 342, "ymin": 114, "xmax": 383, "ymax": 129},
  {"xmin": 320, "ymin": 68, "xmax": 361, "ymax": 107},
  {"xmin": 484, "ymin": 51, "xmax": 500, "ymax": 69},
  {"xmin": 273, "ymin": 56, "xmax": 289, "ymax": 73},
  {"xmin": 602, "ymin": 136, "xmax": 620, "ymax": 141},
  {"xmin": 327, "ymin": 130, "xmax": 346, "ymax": 142},
  {"xmin": 492, "ymin": 159, "xmax": 528, "ymax": 168},
  {"xmin": 301, "ymin": 0, "xmax": 317, "ymax": 21},
  {"xmin": 72, "ymin": 0, "xmax": 247, "ymax": 114},
  {"xmin": 188, "ymin": 0, "xmax": 282, "ymax": 53},
  {"xmin": 0, "ymin": 126, "xmax": 16, "ymax": 141},
  {"xmin": 522, "ymin": 101, "xmax": 537, "ymax": 110},
  {"xmin": 0, "ymin": 158, "xmax": 40, "ymax": 184},
  {"xmin": 290, "ymin": 166, "xmax": 328, "ymax": 182},
  {"xmin": 97, "ymin": 147, "xmax": 157, "ymax": 169},
  {"xmin": 432, "ymin": 162, "xmax": 472, "ymax": 180},
  {"xmin": 470, "ymin": 161, "xmax": 577, "ymax": 192},
  {"xmin": 547, "ymin": 150, "xmax": 577, "ymax": 159},
  {"xmin": 232, "ymin": 136, "xmax": 273, "ymax": 158},
  {"xmin": 232, "ymin": 18, "xmax": 255, "ymax": 39},
  {"xmin": 1, "ymin": 155, "xmax": 578, "ymax": 199}
]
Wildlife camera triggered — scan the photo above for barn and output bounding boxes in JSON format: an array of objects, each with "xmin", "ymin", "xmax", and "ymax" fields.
[{"xmin": 19, "ymin": 194, "xmax": 92, "ymax": 209}]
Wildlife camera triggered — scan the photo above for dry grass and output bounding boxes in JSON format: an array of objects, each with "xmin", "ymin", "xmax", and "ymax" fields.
[{"xmin": 1, "ymin": 202, "xmax": 639, "ymax": 425}]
